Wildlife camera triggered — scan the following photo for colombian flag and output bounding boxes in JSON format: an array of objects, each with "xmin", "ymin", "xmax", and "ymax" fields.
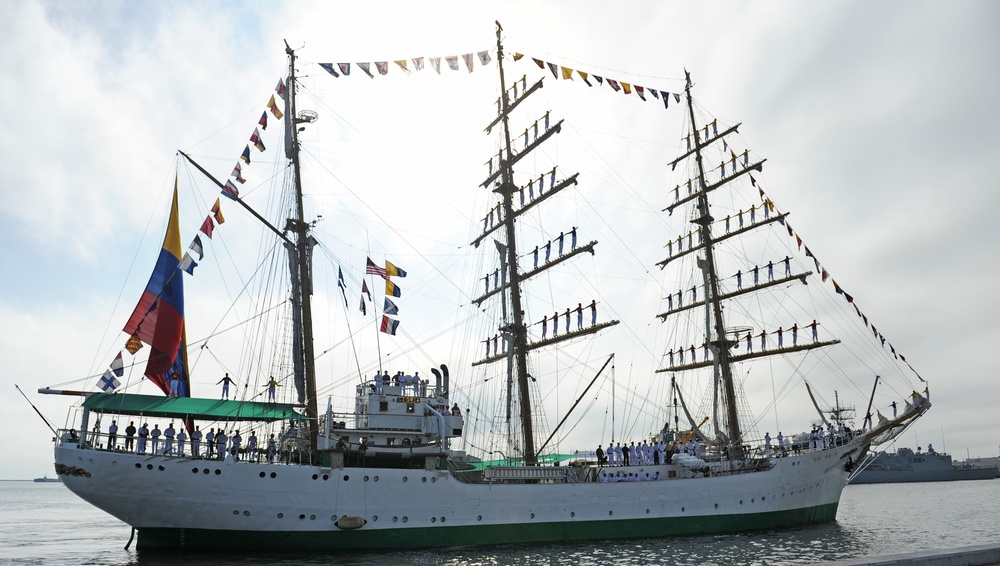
[{"xmin": 122, "ymin": 175, "xmax": 191, "ymax": 398}]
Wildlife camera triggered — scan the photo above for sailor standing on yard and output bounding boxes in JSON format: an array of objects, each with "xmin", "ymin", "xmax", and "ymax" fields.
[
  {"xmin": 265, "ymin": 376, "xmax": 281, "ymax": 402},
  {"xmin": 218, "ymin": 373, "xmax": 237, "ymax": 400}
]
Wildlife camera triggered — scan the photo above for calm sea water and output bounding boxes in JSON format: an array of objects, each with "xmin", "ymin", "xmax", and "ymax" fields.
[{"xmin": 1, "ymin": 480, "xmax": 998, "ymax": 565}]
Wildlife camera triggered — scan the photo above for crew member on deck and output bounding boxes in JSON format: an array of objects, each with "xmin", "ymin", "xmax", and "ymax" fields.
[
  {"xmin": 151, "ymin": 424, "xmax": 162, "ymax": 454},
  {"xmin": 205, "ymin": 428, "xmax": 215, "ymax": 458},
  {"xmin": 191, "ymin": 426, "xmax": 202, "ymax": 457},
  {"xmin": 124, "ymin": 421, "xmax": 136, "ymax": 452},
  {"xmin": 164, "ymin": 423, "xmax": 175, "ymax": 456},
  {"xmin": 136, "ymin": 423, "xmax": 149, "ymax": 455},
  {"xmin": 108, "ymin": 420, "xmax": 118, "ymax": 450}
]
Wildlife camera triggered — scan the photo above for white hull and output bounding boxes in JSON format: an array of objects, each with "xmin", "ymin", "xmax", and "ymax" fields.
[{"xmin": 55, "ymin": 438, "xmax": 859, "ymax": 549}]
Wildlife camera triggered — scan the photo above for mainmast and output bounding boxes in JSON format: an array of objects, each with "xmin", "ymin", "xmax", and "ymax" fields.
[
  {"xmin": 492, "ymin": 24, "xmax": 536, "ymax": 464},
  {"xmin": 477, "ymin": 23, "xmax": 619, "ymax": 465},
  {"xmin": 284, "ymin": 43, "xmax": 319, "ymax": 452},
  {"xmin": 683, "ymin": 73, "xmax": 743, "ymax": 458}
]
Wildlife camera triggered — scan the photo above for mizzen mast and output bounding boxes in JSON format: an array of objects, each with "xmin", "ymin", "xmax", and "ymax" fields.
[{"xmin": 283, "ymin": 42, "xmax": 319, "ymax": 452}]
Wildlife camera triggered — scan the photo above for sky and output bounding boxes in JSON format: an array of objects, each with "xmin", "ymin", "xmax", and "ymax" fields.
[{"xmin": 1, "ymin": 0, "xmax": 999, "ymax": 479}]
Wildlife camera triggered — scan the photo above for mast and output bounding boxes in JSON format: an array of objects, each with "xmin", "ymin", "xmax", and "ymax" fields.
[
  {"xmin": 480, "ymin": 23, "xmax": 619, "ymax": 465},
  {"xmin": 493, "ymin": 23, "xmax": 535, "ymax": 465},
  {"xmin": 284, "ymin": 42, "xmax": 319, "ymax": 452},
  {"xmin": 682, "ymin": 72, "xmax": 744, "ymax": 459}
]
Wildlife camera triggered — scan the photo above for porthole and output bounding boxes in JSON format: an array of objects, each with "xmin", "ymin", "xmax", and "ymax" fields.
[
  {"xmin": 440, "ymin": 517, "xmax": 445, "ymax": 523},
  {"xmin": 158, "ymin": 465, "xmax": 165, "ymax": 471},
  {"xmin": 740, "ymin": 500, "xmax": 744, "ymax": 505},
  {"xmin": 215, "ymin": 469, "xmax": 221, "ymax": 475},
  {"xmin": 372, "ymin": 515, "xmax": 378, "ymax": 522},
  {"xmin": 374, "ymin": 476, "xmax": 379, "ymax": 482},
  {"xmin": 299, "ymin": 514, "xmax": 306, "ymax": 520},
  {"xmin": 244, "ymin": 511, "xmax": 250, "ymax": 516},
  {"xmin": 310, "ymin": 514, "xmax": 316, "ymax": 520},
  {"xmin": 570, "ymin": 511, "xmax": 575, "ymax": 517},
  {"xmin": 192, "ymin": 468, "xmax": 199, "ymax": 473},
  {"xmin": 609, "ymin": 510, "xmax": 613, "ymax": 516},
  {"xmin": 277, "ymin": 513, "xmax": 283, "ymax": 518},
  {"xmin": 392, "ymin": 516, "xmax": 398, "ymax": 522},
  {"xmin": 762, "ymin": 496, "xmax": 766, "ymax": 501},
  {"xmin": 147, "ymin": 464, "xmax": 153, "ymax": 470},
  {"xmin": 530, "ymin": 513, "xmax": 535, "ymax": 519},
  {"xmin": 402, "ymin": 476, "xmax": 408, "ymax": 482},
  {"xmin": 233, "ymin": 510, "xmax": 239, "ymax": 515},
  {"xmin": 323, "ymin": 475, "xmax": 329, "ymax": 481},
  {"xmin": 343, "ymin": 475, "xmax": 349, "ymax": 481},
  {"xmin": 312, "ymin": 474, "xmax": 318, "ymax": 480},
  {"xmin": 422, "ymin": 477, "xmax": 427, "ymax": 483},
  {"xmin": 432, "ymin": 517, "xmax": 437, "ymax": 523},
  {"xmin": 135, "ymin": 463, "xmax": 141, "ymax": 469},
  {"xmin": 431, "ymin": 477, "xmax": 437, "ymax": 483},
  {"xmin": 402, "ymin": 516, "xmax": 408, "ymax": 523},
  {"xmin": 259, "ymin": 472, "xmax": 266, "ymax": 478},
  {"xmin": 646, "ymin": 509, "xmax": 650, "ymax": 514},
  {"xmin": 364, "ymin": 476, "xmax": 370, "ymax": 482},
  {"xmin": 477, "ymin": 515, "xmax": 482, "ymax": 521},
  {"xmin": 203, "ymin": 468, "xmax": 210, "ymax": 474},
  {"xmin": 751, "ymin": 498, "xmax": 755, "ymax": 503},
  {"xmin": 682, "ymin": 507, "xmax": 686, "ymax": 512},
  {"xmin": 270, "ymin": 472, "xmax": 277, "ymax": 478},
  {"xmin": 714, "ymin": 503, "xmax": 719, "ymax": 508}
]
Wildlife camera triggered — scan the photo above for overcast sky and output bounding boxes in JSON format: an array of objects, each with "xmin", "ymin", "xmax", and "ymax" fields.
[{"xmin": 2, "ymin": 1, "xmax": 998, "ymax": 480}]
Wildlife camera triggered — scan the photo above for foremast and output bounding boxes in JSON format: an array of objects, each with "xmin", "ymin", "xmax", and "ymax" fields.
[{"xmin": 476, "ymin": 23, "xmax": 618, "ymax": 465}]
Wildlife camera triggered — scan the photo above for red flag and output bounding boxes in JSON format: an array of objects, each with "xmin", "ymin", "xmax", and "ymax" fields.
[
  {"xmin": 607, "ymin": 79, "xmax": 621, "ymax": 92},
  {"xmin": 258, "ymin": 111, "xmax": 268, "ymax": 130},
  {"xmin": 275, "ymin": 78, "xmax": 286, "ymax": 98},
  {"xmin": 200, "ymin": 215, "xmax": 215, "ymax": 239}
]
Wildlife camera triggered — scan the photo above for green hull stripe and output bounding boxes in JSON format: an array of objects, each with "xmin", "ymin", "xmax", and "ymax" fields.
[{"xmin": 138, "ymin": 502, "xmax": 839, "ymax": 550}]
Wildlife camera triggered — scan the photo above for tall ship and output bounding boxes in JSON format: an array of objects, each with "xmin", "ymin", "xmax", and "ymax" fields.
[
  {"xmin": 41, "ymin": 26, "xmax": 932, "ymax": 550},
  {"xmin": 850, "ymin": 445, "xmax": 998, "ymax": 484}
]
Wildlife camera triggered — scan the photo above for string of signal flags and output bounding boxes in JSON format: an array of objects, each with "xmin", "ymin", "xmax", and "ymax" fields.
[
  {"xmin": 310, "ymin": 46, "xmax": 684, "ymax": 111},
  {"xmin": 335, "ymin": 257, "xmax": 408, "ymax": 337},
  {"xmin": 98, "ymin": 78, "xmax": 287, "ymax": 393},
  {"xmin": 751, "ymin": 180, "xmax": 925, "ymax": 383}
]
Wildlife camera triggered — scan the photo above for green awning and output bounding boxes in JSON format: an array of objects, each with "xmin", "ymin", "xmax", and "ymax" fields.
[{"xmin": 82, "ymin": 393, "xmax": 307, "ymax": 422}]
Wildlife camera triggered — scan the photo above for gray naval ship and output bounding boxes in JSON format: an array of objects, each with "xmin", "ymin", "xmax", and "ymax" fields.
[{"xmin": 849, "ymin": 444, "xmax": 998, "ymax": 484}]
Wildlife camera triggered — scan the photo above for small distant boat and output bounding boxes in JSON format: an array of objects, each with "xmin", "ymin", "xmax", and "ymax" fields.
[
  {"xmin": 850, "ymin": 444, "xmax": 998, "ymax": 484},
  {"xmin": 33, "ymin": 475, "xmax": 62, "ymax": 483}
]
